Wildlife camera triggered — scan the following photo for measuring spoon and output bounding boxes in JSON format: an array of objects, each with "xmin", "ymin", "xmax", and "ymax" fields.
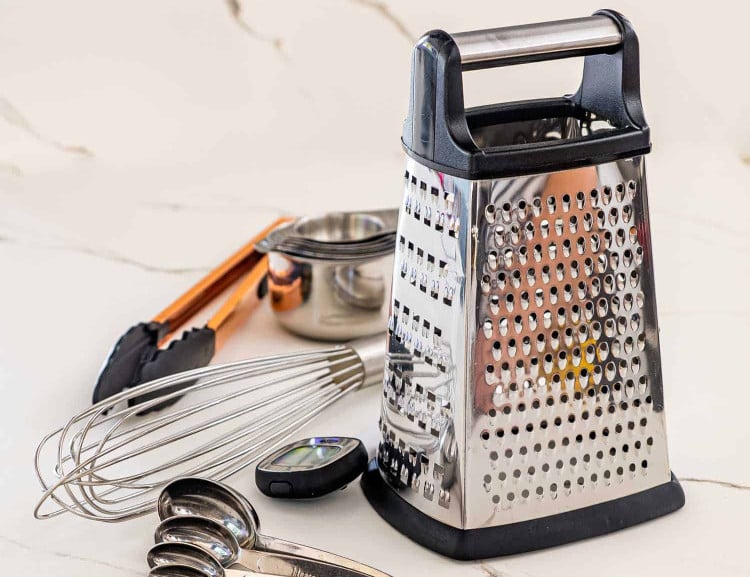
[
  {"xmin": 157, "ymin": 478, "xmax": 390, "ymax": 577},
  {"xmin": 148, "ymin": 542, "xmax": 335, "ymax": 577},
  {"xmin": 155, "ymin": 516, "xmax": 375, "ymax": 577},
  {"xmin": 150, "ymin": 567, "xmax": 281, "ymax": 577},
  {"xmin": 150, "ymin": 564, "xmax": 220, "ymax": 577}
]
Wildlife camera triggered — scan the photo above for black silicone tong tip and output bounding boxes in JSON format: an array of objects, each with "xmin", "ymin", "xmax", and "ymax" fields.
[
  {"xmin": 92, "ymin": 321, "xmax": 169, "ymax": 405},
  {"xmin": 128, "ymin": 327, "xmax": 216, "ymax": 414}
]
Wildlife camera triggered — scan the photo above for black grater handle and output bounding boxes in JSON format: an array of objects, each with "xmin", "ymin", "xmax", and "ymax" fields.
[{"xmin": 402, "ymin": 10, "xmax": 649, "ymax": 179}]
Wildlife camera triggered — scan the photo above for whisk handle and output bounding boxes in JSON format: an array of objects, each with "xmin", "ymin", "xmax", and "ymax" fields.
[{"xmin": 349, "ymin": 336, "xmax": 387, "ymax": 388}]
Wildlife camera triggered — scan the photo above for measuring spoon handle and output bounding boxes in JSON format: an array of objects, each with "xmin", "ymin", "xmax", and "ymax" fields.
[
  {"xmin": 253, "ymin": 535, "xmax": 391, "ymax": 577},
  {"xmin": 236, "ymin": 548, "xmax": 377, "ymax": 577}
]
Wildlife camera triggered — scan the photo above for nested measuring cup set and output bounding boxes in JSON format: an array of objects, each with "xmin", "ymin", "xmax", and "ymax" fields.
[{"xmin": 34, "ymin": 8, "xmax": 684, "ymax": 570}]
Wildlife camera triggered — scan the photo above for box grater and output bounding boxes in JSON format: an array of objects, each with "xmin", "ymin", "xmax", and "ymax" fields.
[{"xmin": 361, "ymin": 10, "xmax": 684, "ymax": 559}]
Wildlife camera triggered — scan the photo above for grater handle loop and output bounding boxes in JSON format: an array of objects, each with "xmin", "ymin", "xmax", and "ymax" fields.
[
  {"xmin": 402, "ymin": 10, "xmax": 648, "ymax": 178},
  {"xmin": 453, "ymin": 15, "xmax": 621, "ymax": 70}
]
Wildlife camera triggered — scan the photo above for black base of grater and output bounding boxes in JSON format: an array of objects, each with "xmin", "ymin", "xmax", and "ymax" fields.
[{"xmin": 361, "ymin": 460, "xmax": 685, "ymax": 560}]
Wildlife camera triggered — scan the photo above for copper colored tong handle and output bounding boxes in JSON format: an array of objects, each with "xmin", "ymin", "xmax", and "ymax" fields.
[{"xmin": 91, "ymin": 217, "xmax": 293, "ymax": 410}]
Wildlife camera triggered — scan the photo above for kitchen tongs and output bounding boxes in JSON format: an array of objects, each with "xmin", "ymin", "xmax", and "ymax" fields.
[{"xmin": 92, "ymin": 217, "xmax": 292, "ymax": 410}]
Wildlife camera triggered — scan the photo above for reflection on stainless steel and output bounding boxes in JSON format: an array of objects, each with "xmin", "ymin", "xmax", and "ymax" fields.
[
  {"xmin": 158, "ymin": 478, "xmax": 261, "ymax": 547},
  {"xmin": 267, "ymin": 250, "xmax": 393, "ymax": 342},
  {"xmin": 156, "ymin": 516, "xmax": 240, "ymax": 566},
  {"xmin": 156, "ymin": 478, "xmax": 392, "ymax": 577},
  {"xmin": 33, "ymin": 338, "xmax": 385, "ymax": 522},
  {"xmin": 333, "ymin": 264, "xmax": 387, "ymax": 311},
  {"xmin": 374, "ymin": 154, "xmax": 672, "ymax": 530},
  {"xmin": 147, "ymin": 542, "xmax": 228, "ymax": 576}
]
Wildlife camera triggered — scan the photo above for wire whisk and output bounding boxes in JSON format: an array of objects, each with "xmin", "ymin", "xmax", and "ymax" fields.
[{"xmin": 34, "ymin": 338, "xmax": 385, "ymax": 522}]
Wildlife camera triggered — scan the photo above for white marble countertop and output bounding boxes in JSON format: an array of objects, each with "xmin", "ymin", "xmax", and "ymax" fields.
[{"xmin": 2, "ymin": 1, "xmax": 748, "ymax": 576}]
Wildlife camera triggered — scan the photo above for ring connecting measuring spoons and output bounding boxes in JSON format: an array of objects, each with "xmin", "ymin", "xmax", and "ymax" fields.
[{"xmin": 157, "ymin": 478, "xmax": 390, "ymax": 577}]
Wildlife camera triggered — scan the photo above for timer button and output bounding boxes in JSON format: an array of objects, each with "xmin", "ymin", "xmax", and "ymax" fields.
[{"xmin": 269, "ymin": 481, "xmax": 293, "ymax": 496}]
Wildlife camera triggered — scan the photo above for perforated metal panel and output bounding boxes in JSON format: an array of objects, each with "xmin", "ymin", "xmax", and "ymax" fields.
[{"xmin": 376, "ymin": 155, "xmax": 672, "ymax": 530}]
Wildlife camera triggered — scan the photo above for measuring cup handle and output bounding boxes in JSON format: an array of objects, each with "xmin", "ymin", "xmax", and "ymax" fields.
[{"xmin": 402, "ymin": 10, "xmax": 648, "ymax": 178}]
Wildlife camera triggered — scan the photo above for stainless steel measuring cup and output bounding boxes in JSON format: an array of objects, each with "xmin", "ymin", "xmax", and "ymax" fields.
[
  {"xmin": 260, "ymin": 209, "xmax": 396, "ymax": 342},
  {"xmin": 157, "ymin": 478, "xmax": 390, "ymax": 577}
]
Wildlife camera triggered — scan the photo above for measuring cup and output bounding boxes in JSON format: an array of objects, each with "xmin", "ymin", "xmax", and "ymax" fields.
[{"xmin": 157, "ymin": 478, "xmax": 390, "ymax": 577}]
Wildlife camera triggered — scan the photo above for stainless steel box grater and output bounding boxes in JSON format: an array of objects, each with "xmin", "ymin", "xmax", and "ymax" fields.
[{"xmin": 361, "ymin": 10, "xmax": 684, "ymax": 559}]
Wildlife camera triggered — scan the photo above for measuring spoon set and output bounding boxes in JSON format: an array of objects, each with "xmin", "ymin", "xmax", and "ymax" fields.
[{"xmin": 148, "ymin": 477, "xmax": 389, "ymax": 577}]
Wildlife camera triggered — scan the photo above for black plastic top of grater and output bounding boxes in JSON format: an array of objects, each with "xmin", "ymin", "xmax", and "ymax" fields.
[{"xmin": 401, "ymin": 10, "xmax": 651, "ymax": 180}]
